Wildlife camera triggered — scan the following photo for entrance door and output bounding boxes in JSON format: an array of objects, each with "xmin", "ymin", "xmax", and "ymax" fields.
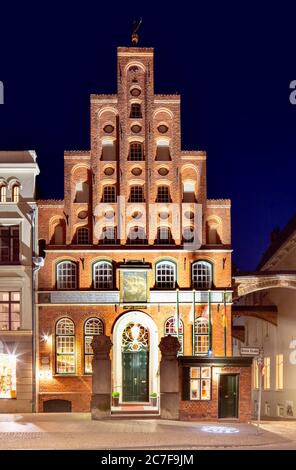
[
  {"xmin": 218, "ymin": 374, "xmax": 239, "ymax": 419},
  {"xmin": 122, "ymin": 351, "xmax": 149, "ymax": 402}
]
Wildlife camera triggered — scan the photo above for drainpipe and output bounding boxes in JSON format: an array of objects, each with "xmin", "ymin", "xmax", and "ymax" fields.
[{"xmin": 31, "ymin": 206, "xmax": 44, "ymax": 413}]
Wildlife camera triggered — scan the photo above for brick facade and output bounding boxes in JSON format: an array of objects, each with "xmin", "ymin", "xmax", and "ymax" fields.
[{"xmin": 36, "ymin": 45, "xmax": 251, "ymax": 419}]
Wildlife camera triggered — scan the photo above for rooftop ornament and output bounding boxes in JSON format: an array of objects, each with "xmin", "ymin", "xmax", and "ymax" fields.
[{"xmin": 131, "ymin": 18, "xmax": 142, "ymax": 46}]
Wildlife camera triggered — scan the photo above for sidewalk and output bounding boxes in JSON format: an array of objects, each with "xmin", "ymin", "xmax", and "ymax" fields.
[{"xmin": 0, "ymin": 413, "xmax": 292, "ymax": 449}]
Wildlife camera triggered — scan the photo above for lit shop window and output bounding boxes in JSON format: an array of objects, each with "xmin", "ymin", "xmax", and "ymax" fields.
[
  {"xmin": 190, "ymin": 366, "xmax": 211, "ymax": 400},
  {"xmin": 0, "ymin": 353, "xmax": 16, "ymax": 399},
  {"xmin": 276, "ymin": 354, "xmax": 284, "ymax": 390}
]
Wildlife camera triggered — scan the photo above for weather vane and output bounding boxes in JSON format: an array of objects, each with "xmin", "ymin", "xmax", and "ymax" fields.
[{"xmin": 131, "ymin": 18, "xmax": 142, "ymax": 46}]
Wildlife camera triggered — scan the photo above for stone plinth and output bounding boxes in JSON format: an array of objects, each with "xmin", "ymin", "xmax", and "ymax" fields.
[
  {"xmin": 91, "ymin": 334, "xmax": 112, "ymax": 420},
  {"xmin": 159, "ymin": 335, "xmax": 180, "ymax": 420}
]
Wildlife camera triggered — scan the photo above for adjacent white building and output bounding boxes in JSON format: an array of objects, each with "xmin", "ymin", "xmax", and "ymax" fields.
[
  {"xmin": 233, "ymin": 214, "xmax": 296, "ymax": 419},
  {"xmin": 0, "ymin": 151, "xmax": 39, "ymax": 412}
]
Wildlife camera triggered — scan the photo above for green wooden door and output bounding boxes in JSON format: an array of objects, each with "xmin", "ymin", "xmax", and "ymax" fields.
[
  {"xmin": 122, "ymin": 351, "xmax": 149, "ymax": 402},
  {"xmin": 218, "ymin": 374, "xmax": 239, "ymax": 418}
]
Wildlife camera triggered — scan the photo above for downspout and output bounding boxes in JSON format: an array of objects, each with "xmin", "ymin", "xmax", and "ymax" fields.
[{"xmin": 31, "ymin": 206, "xmax": 43, "ymax": 413}]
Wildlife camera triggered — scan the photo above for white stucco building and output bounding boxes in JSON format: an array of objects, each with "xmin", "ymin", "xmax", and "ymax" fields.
[
  {"xmin": 233, "ymin": 214, "xmax": 296, "ymax": 419},
  {"xmin": 0, "ymin": 151, "xmax": 39, "ymax": 412}
]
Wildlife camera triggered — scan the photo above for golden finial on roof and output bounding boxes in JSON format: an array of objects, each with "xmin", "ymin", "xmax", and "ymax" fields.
[{"xmin": 131, "ymin": 18, "xmax": 142, "ymax": 46}]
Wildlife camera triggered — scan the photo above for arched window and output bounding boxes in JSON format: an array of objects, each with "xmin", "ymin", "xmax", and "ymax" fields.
[
  {"xmin": 93, "ymin": 261, "xmax": 113, "ymax": 289},
  {"xmin": 195, "ymin": 317, "xmax": 209, "ymax": 355},
  {"xmin": 55, "ymin": 318, "xmax": 75, "ymax": 374},
  {"xmin": 165, "ymin": 317, "xmax": 183, "ymax": 355},
  {"xmin": 130, "ymin": 103, "xmax": 142, "ymax": 119},
  {"xmin": 12, "ymin": 184, "xmax": 20, "ymax": 203},
  {"xmin": 156, "ymin": 226, "xmax": 173, "ymax": 244},
  {"xmin": 102, "ymin": 185, "xmax": 116, "ymax": 203},
  {"xmin": 127, "ymin": 226, "xmax": 147, "ymax": 244},
  {"xmin": 192, "ymin": 261, "xmax": 212, "ymax": 289},
  {"xmin": 156, "ymin": 186, "xmax": 171, "ymax": 203},
  {"xmin": 155, "ymin": 260, "xmax": 176, "ymax": 289},
  {"xmin": 84, "ymin": 318, "xmax": 104, "ymax": 373},
  {"xmin": 129, "ymin": 142, "xmax": 144, "ymax": 161},
  {"xmin": 76, "ymin": 227, "xmax": 89, "ymax": 245},
  {"xmin": 0, "ymin": 185, "xmax": 7, "ymax": 203},
  {"xmin": 129, "ymin": 185, "xmax": 145, "ymax": 202},
  {"xmin": 56, "ymin": 261, "xmax": 77, "ymax": 289}
]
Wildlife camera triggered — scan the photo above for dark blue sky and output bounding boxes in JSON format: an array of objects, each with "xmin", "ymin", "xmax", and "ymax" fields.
[{"xmin": 0, "ymin": 1, "xmax": 295, "ymax": 270}]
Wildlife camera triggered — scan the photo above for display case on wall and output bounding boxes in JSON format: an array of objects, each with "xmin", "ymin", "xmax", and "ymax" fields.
[{"xmin": 0, "ymin": 353, "xmax": 16, "ymax": 399}]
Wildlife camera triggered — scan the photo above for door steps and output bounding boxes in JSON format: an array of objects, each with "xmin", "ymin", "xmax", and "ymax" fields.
[{"xmin": 111, "ymin": 404, "xmax": 160, "ymax": 418}]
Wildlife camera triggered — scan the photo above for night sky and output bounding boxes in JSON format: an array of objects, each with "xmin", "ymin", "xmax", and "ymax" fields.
[{"xmin": 0, "ymin": 1, "xmax": 295, "ymax": 271}]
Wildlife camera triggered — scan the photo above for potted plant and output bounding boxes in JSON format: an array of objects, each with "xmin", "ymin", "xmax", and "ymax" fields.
[
  {"xmin": 150, "ymin": 392, "xmax": 158, "ymax": 407},
  {"xmin": 112, "ymin": 391, "xmax": 120, "ymax": 407}
]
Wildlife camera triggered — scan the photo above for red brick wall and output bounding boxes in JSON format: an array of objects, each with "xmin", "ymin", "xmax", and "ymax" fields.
[{"xmin": 179, "ymin": 366, "xmax": 252, "ymax": 422}]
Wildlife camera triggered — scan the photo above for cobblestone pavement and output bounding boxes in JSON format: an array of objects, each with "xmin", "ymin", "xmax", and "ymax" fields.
[{"xmin": 0, "ymin": 414, "xmax": 294, "ymax": 450}]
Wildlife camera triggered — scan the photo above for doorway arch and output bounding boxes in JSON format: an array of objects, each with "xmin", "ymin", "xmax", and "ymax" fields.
[{"xmin": 112, "ymin": 311, "xmax": 159, "ymax": 402}]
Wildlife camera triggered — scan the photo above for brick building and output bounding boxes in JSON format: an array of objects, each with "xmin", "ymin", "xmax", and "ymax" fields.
[{"xmin": 37, "ymin": 46, "xmax": 251, "ymax": 420}]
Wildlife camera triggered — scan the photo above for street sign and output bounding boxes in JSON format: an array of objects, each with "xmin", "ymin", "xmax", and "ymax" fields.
[{"xmin": 240, "ymin": 347, "xmax": 260, "ymax": 356}]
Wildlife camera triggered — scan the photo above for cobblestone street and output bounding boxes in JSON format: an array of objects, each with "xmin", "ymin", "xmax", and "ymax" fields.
[{"xmin": 0, "ymin": 414, "xmax": 294, "ymax": 450}]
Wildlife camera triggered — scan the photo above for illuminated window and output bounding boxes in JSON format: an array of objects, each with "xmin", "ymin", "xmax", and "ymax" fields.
[
  {"xmin": 12, "ymin": 184, "xmax": 20, "ymax": 203},
  {"xmin": 76, "ymin": 227, "xmax": 89, "ymax": 245},
  {"xmin": 102, "ymin": 185, "xmax": 116, "ymax": 203},
  {"xmin": 56, "ymin": 261, "xmax": 77, "ymax": 289},
  {"xmin": 156, "ymin": 186, "xmax": 171, "ymax": 203},
  {"xmin": 0, "ymin": 292, "xmax": 20, "ymax": 331},
  {"xmin": 130, "ymin": 103, "xmax": 142, "ymax": 118},
  {"xmin": 192, "ymin": 261, "xmax": 212, "ymax": 289},
  {"xmin": 0, "ymin": 185, "xmax": 7, "ymax": 203},
  {"xmin": 93, "ymin": 261, "xmax": 113, "ymax": 289},
  {"xmin": 84, "ymin": 318, "xmax": 104, "ymax": 374},
  {"xmin": 155, "ymin": 261, "xmax": 176, "ymax": 289},
  {"xmin": 263, "ymin": 357, "xmax": 271, "ymax": 390},
  {"xmin": 55, "ymin": 318, "xmax": 75, "ymax": 374},
  {"xmin": 190, "ymin": 367, "xmax": 211, "ymax": 400},
  {"xmin": 276, "ymin": 354, "xmax": 284, "ymax": 390},
  {"xmin": 164, "ymin": 317, "xmax": 183, "ymax": 355},
  {"xmin": 195, "ymin": 317, "xmax": 209, "ymax": 355},
  {"xmin": 0, "ymin": 353, "xmax": 16, "ymax": 399},
  {"xmin": 253, "ymin": 358, "xmax": 259, "ymax": 389},
  {"xmin": 129, "ymin": 185, "xmax": 145, "ymax": 202},
  {"xmin": 129, "ymin": 142, "xmax": 144, "ymax": 161},
  {"xmin": 0, "ymin": 226, "xmax": 19, "ymax": 264}
]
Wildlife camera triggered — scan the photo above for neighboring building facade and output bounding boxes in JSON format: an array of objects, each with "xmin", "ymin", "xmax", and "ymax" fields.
[
  {"xmin": 0, "ymin": 151, "xmax": 39, "ymax": 412},
  {"xmin": 233, "ymin": 214, "xmax": 296, "ymax": 419},
  {"xmin": 37, "ymin": 46, "xmax": 251, "ymax": 419}
]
